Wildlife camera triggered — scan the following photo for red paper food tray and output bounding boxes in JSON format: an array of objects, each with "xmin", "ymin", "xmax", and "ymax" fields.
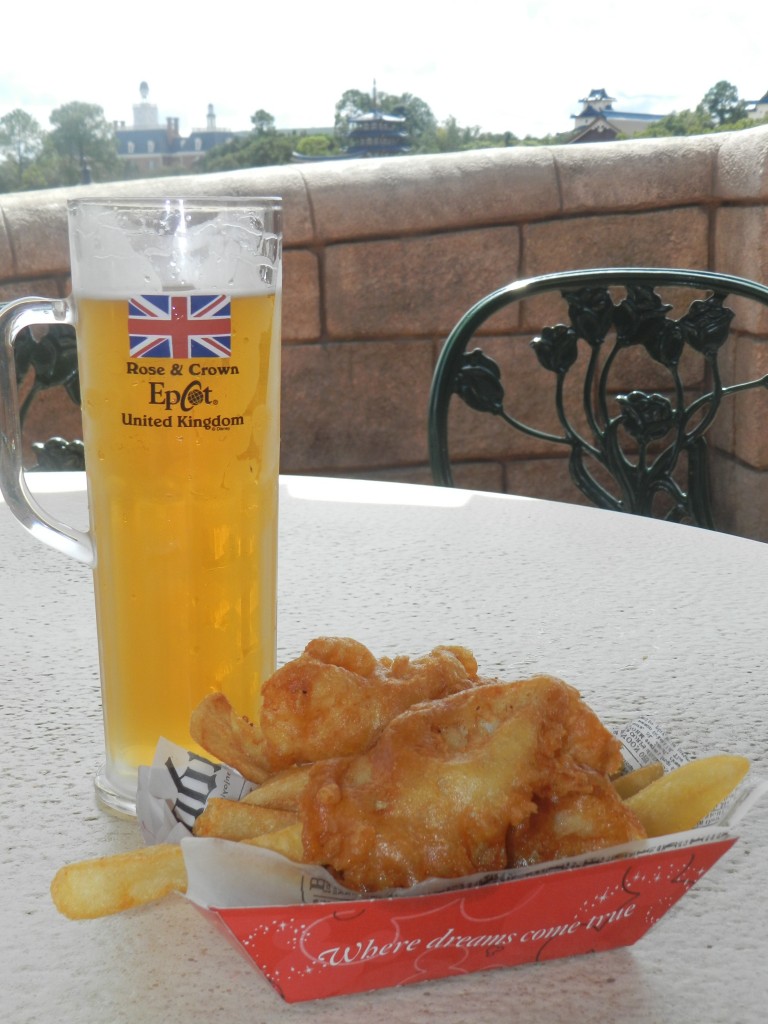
[{"xmin": 194, "ymin": 836, "xmax": 735, "ymax": 1002}]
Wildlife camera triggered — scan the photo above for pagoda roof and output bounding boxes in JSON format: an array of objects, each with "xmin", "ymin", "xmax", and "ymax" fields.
[
  {"xmin": 579, "ymin": 88, "xmax": 615, "ymax": 103},
  {"xmin": 350, "ymin": 110, "xmax": 407, "ymax": 124},
  {"xmin": 571, "ymin": 108, "xmax": 663, "ymax": 123}
]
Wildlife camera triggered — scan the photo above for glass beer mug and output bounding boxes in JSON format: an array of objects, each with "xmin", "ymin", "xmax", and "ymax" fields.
[{"xmin": 0, "ymin": 197, "xmax": 282, "ymax": 816}]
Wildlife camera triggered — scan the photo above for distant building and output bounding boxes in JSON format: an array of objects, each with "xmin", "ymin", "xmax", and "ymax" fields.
[
  {"xmin": 114, "ymin": 82, "xmax": 237, "ymax": 172},
  {"xmin": 346, "ymin": 109, "xmax": 409, "ymax": 157},
  {"xmin": 746, "ymin": 91, "xmax": 768, "ymax": 121},
  {"xmin": 570, "ymin": 88, "xmax": 664, "ymax": 143}
]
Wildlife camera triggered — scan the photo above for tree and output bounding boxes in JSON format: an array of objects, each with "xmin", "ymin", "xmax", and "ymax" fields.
[
  {"xmin": 251, "ymin": 109, "xmax": 276, "ymax": 135},
  {"xmin": 0, "ymin": 109, "xmax": 43, "ymax": 188},
  {"xmin": 698, "ymin": 80, "xmax": 747, "ymax": 127},
  {"xmin": 44, "ymin": 101, "xmax": 122, "ymax": 185}
]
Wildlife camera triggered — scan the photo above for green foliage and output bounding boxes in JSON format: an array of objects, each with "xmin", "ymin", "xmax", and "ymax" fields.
[
  {"xmin": 417, "ymin": 115, "xmax": 519, "ymax": 153},
  {"xmin": 195, "ymin": 111, "xmax": 294, "ymax": 171},
  {"xmin": 633, "ymin": 108, "xmax": 715, "ymax": 138},
  {"xmin": 698, "ymin": 80, "xmax": 747, "ymax": 126},
  {"xmin": 713, "ymin": 113, "xmax": 768, "ymax": 133},
  {"xmin": 295, "ymin": 134, "xmax": 340, "ymax": 156}
]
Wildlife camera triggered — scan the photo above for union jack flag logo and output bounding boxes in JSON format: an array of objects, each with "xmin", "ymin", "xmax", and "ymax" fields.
[{"xmin": 128, "ymin": 294, "xmax": 232, "ymax": 358}]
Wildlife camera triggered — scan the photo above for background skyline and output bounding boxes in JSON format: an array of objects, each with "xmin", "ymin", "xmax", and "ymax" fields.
[{"xmin": 2, "ymin": 1, "xmax": 766, "ymax": 141}]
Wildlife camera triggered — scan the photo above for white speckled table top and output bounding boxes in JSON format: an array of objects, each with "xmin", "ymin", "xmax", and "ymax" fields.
[{"xmin": 2, "ymin": 474, "xmax": 766, "ymax": 1024}]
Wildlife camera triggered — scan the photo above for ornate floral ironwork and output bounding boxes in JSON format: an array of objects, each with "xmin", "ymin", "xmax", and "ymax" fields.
[
  {"xmin": 530, "ymin": 324, "xmax": 579, "ymax": 374},
  {"xmin": 616, "ymin": 391, "xmax": 675, "ymax": 443},
  {"xmin": 454, "ymin": 349, "xmax": 505, "ymax": 414},
  {"xmin": 13, "ymin": 323, "xmax": 83, "ymax": 470},
  {"xmin": 15, "ymin": 324, "xmax": 80, "ymax": 416},
  {"xmin": 444, "ymin": 280, "xmax": 768, "ymax": 527},
  {"xmin": 31, "ymin": 436, "xmax": 85, "ymax": 471}
]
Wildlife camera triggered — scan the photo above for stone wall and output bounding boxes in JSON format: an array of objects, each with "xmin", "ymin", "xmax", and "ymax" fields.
[{"xmin": 2, "ymin": 126, "xmax": 768, "ymax": 539}]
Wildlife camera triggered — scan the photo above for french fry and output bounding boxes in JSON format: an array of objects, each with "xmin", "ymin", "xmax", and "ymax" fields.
[
  {"xmin": 244, "ymin": 823, "xmax": 305, "ymax": 862},
  {"xmin": 189, "ymin": 692, "xmax": 271, "ymax": 784},
  {"xmin": 193, "ymin": 799, "xmax": 297, "ymax": 841},
  {"xmin": 625, "ymin": 755, "xmax": 749, "ymax": 837},
  {"xmin": 241, "ymin": 764, "xmax": 311, "ymax": 811},
  {"xmin": 613, "ymin": 761, "xmax": 664, "ymax": 800},
  {"xmin": 51, "ymin": 844, "xmax": 187, "ymax": 920}
]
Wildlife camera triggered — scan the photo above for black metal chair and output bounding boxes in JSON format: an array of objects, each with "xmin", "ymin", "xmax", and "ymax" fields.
[{"xmin": 428, "ymin": 268, "xmax": 768, "ymax": 528}]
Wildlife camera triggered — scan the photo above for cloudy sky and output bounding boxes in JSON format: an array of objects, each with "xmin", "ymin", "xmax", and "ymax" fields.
[{"xmin": 2, "ymin": 1, "xmax": 765, "ymax": 140}]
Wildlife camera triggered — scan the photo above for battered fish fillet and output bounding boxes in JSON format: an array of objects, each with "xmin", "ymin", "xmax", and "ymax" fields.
[
  {"xmin": 299, "ymin": 675, "xmax": 639, "ymax": 892},
  {"xmin": 259, "ymin": 636, "xmax": 481, "ymax": 770},
  {"xmin": 506, "ymin": 771, "xmax": 647, "ymax": 866},
  {"xmin": 190, "ymin": 637, "xmax": 481, "ymax": 780}
]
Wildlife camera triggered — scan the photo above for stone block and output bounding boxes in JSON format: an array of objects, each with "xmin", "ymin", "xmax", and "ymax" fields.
[
  {"xmin": 715, "ymin": 124, "xmax": 768, "ymax": 202},
  {"xmin": 325, "ymin": 226, "xmax": 521, "ymax": 340},
  {"xmin": 283, "ymin": 250, "xmax": 320, "ymax": 343},
  {"xmin": 0, "ymin": 278, "xmax": 64, "ymax": 302},
  {"xmin": 281, "ymin": 339, "xmax": 434, "ymax": 472},
  {"xmin": 553, "ymin": 135, "xmax": 719, "ymax": 214},
  {"xmin": 523, "ymin": 208, "xmax": 710, "ymax": 278},
  {"xmin": 714, "ymin": 207, "xmax": 768, "ymax": 332},
  {"xmin": 304, "ymin": 148, "xmax": 560, "ymax": 242},
  {"xmin": 2, "ymin": 198, "xmax": 69, "ymax": 277}
]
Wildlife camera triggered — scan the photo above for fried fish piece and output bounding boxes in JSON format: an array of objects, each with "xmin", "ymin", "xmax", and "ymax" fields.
[
  {"xmin": 190, "ymin": 692, "xmax": 270, "ymax": 784},
  {"xmin": 192, "ymin": 638, "xmax": 482, "ymax": 781},
  {"xmin": 260, "ymin": 637, "xmax": 481, "ymax": 770},
  {"xmin": 299, "ymin": 675, "xmax": 626, "ymax": 892},
  {"xmin": 507, "ymin": 770, "xmax": 647, "ymax": 866}
]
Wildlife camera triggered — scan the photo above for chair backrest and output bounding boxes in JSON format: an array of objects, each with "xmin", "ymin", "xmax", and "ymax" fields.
[{"xmin": 428, "ymin": 268, "xmax": 768, "ymax": 527}]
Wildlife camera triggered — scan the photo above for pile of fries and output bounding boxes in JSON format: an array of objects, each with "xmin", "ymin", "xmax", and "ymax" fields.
[{"xmin": 51, "ymin": 637, "xmax": 750, "ymax": 921}]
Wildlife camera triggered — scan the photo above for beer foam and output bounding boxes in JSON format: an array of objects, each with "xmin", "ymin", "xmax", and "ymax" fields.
[{"xmin": 69, "ymin": 199, "xmax": 281, "ymax": 298}]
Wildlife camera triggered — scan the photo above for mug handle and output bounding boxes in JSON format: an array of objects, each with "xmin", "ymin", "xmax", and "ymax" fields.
[{"xmin": 0, "ymin": 297, "xmax": 94, "ymax": 565}]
